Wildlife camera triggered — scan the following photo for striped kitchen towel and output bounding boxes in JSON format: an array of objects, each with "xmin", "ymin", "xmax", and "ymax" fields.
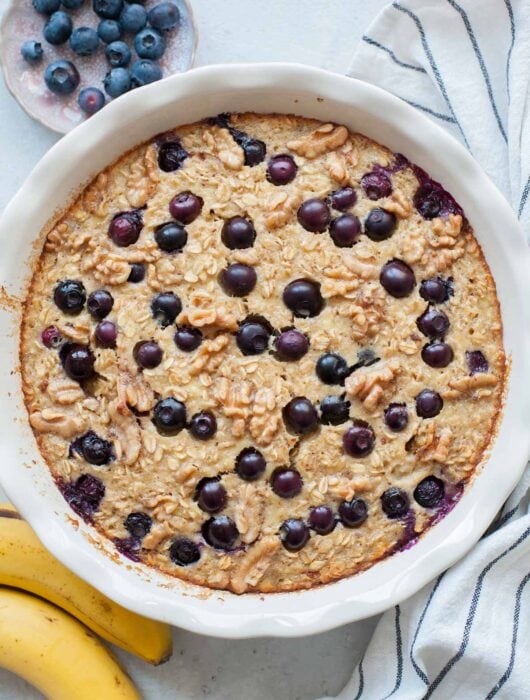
[{"xmin": 324, "ymin": 1, "xmax": 530, "ymax": 699}]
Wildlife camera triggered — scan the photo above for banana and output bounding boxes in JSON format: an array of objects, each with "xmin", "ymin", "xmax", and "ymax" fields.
[
  {"xmin": 0, "ymin": 587, "xmax": 141, "ymax": 700},
  {"xmin": 0, "ymin": 504, "xmax": 172, "ymax": 664}
]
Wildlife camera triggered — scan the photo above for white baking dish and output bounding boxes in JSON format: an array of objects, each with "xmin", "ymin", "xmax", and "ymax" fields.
[{"xmin": 1, "ymin": 63, "xmax": 529, "ymax": 638}]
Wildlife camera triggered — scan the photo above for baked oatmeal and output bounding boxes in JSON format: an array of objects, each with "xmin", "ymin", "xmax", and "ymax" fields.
[{"xmin": 20, "ymin": 113, "xmax": 505, "ymax": 593}]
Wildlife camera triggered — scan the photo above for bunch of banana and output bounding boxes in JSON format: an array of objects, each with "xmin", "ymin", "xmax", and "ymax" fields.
[{"xmin": 0, "ymin": 503, "xmax": 173, "ymax": 699}]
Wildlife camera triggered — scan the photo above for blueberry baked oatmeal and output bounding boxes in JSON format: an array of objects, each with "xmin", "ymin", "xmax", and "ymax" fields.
[{"xmin": 21, "ymin": 113, "xmax": 505, "ymax": 593}]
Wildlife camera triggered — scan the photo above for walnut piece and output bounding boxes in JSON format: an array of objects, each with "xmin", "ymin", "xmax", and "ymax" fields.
[
  {"xmin": 80, "ymin": 248, "xmax": 130, "ymax": 286},
  {"xmin": 230, "ymin": 536, "xmax": 280, "ymax": 594},
  {"xmin": 176, "ymin": 293, "xmax": 238, "ymax": 331},
  {"xmin": 47, "ymin": 378, "xmax": 85, "ymax": 406},
  {"xmin": 408, "ymin": 422, "xmax": 452, "ymax": 463},
  {"xmin": 81, "ymin": 172, "xmax": 109, "ymax": 218},
  {"xmin": 190, "ymin": 335, "xmax": 230, "ymax": 377},
  {"xmin": 108, "ymin": 399, "xmax": 141, "ymax": 466},
  {"xmin": 384, "ymin": 190, "xmax": 413, "ymax": 219},
  {"xmin": 265, "ymin": 191, "xmax": 301, "ymax": 231},
  {"xmin": 234, "ymin": 484, "xmax": 264, "ymax": 544},
  {"xmin": 248, "ymin": 387, "xmax": 282, "ymax": 446},
  {"xmin": 325, "ymin": 151, "xmax": 350, "ymax": 184},
  {"xmin": 30, "ymin": 409, "xmax": 86, "ymax": 438},
  {"xmin": 125, "ymin": 145, "xmax": 160, "ymax": 208},
  {"xmin": 448, "ymin": 373, "xmax": 498, "ymax": 394},
  {"xmin": 213, "ymin": 378, "xmax": 253, "ymax": 438},
  {"xmin": 203, "ymin": 125, "xmax": 244, "ymax": 170},
  {"xmin": 345, "ymin": 359, "xmax": 400, "ymax": 411},
  {"xmin": 287, "ymin": 123, "xmax": 349, "ymax": 158},
  {"xmin": 118, "ymin": 372, "xmax": 155, "ymax": 413},
  {"xmin": 345, "ymin": 286, "xmax": 386, "ymax": 341}
]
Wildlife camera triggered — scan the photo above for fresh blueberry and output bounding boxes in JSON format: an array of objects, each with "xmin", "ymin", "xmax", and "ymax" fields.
[
  {"xmin": 78, "ymin": 87, "xmax": 105, "ymax": 115},
  {"xmin": 134, "ymin": 27, "xmax": 165, "ymax": 60},
  {"xmin": 329, "ymin": 186, "xmax": 357, "ymax": 211},
  {"xmin": 33, "ymin": 0, "xmax": 61, "ymax": 14},
  {"xmin": 152, "ymin": 397, "xmax": 186, "ymax": 434},
  {"xmin": 41, "ymin": 325, "xmax": 63, "ymax": 349},
  {"xmin": 134, "ymin": 340, "xmax": 163, "ymax": 369},
  {"xmin": 196, "ymin": 478, "xmax": 227, "ymax": 514},
  {"xmin": 236, "ymin": 320, "xmax": 271, "ymax": 355},
  {"xmin": 93, "ymin": 0, "xmax": 123, "ymax": 19},
  {"xmin": 414, "ymin": 476, "xmax": 445, "ymax": 508},
  {"xmin": 282, "ymin": 397, "xmax": 319, "ymax": 435},
  {"xmin": 169, "ymin": 537, "xmax": 200, "ymax": 566},
  {"xmin": 157, "ymin": 139, "xmax": 188, "ymax": 171},
  {"xmin": 189, "ymin": 411, "xmax": 217, "ymax": 441},
  {"xmin": 62, "ymin": 0, "xmax": 85, "ymax": 8},
  {"xmin": 97, "ymin": 19, "xmax": 122, "ymax": 43},
  {"xmin": 21, "ymin": 40, "xmax": 44, "ymax": 64},
  {"xmin": 309, "ymin": 505, "xmax": 336, "ymax": 535},
  {"xmin": 221, "ymin": 216, "xmax": 256, "ymax": 249},
  {"xmin": 271, "ymin": 467, "xmax": 303, "ymax": 498},
  {"xmin": 43, "ymin": 11, "xmax": 72, "ymax": 44},
  {"xmin": 61, "ymin": 344, "xmax": 95, "ymax": 381},
  {"xmin": 130, "ymin": 59, "xmax": 162, "ymax": 87},
  {"xmin": 202, "ymin": 516, "xmax": 239, "ymax": 550},
  {"xmin": 169, "ymin": 191, "xmax": 203, "ymax": 224},
  {"xmin": 220, "ymin": 264, "xmax": 257, "ymax": 297},
  {"xmin": 297, "ymin": 198, "xmax": 331, "ymax": 233},
  {"xmin": 70, "ymin": 27, "xmax": 99, "ymax": 55},
  {"xmin": 79, "ymin": 430, "xmax": 113, "ymax": 465},
  {"xmin": 54, "ymin": 279, "xmax": 86, "ymax": 314},
  {"xmin": 364, "ymin": 208, "xmax": 397, "ymax": 241},
  {"xmin": 128, "ymin": 262, "xmax": 145, "ymax": 282},
  {"xmin": 315, "ymin": 353, "xmax": 348, "ymax": 385},
  {"xmin": 103, "ymin": 67, "xmax": 131, "ymax": 97},
  {"xmin": 154, "ymin": 222, "xmax": 187, "ymax": 252},
  {"xmin": 105, "ymin": 40, "xmax": 131, "ymax": 67},
  {"xmin": 44, "ymin": 60, "xmax": 79, "ymax": 94},
  {"xmin": 60, "ymin": 474, "xmax": 105, "ymax": 521},
  {"xmin": 87, "ymin": 289, "xmax": 113, "ymax": 319},
  {"xmin": 416, "ymin": 389, "xmax": 443, "ymax": 418},
  {"xmin": 417, "ymin": 307, "xmax": 450, "ymax": 338},
  {"xmin": 151, "ymin": 292, "xmax": 182, "ymax": 327},
  {"xmin": 266, "ymin": 154, "xmax": 297, "ymax": 185},
  {"xmin": 283, "ymin": 279, "xmax": 324, "ymax": 318},
  {"xmin": 381, "ymin": 487, "xmax": 409, "ymax": 518},
  {"xmin": 329, "ymin": 214, "xmax": 361, "ymax": 247},
  {"xmin": 275, "ymin": 329, "xmax": 309, "ymax": 361},
  {"xmin": 109, "ymin": 210, "xmax": 143, "ymax": 246},
  {"xmin": 380, "ymin": 259, "xmax": 416, "ymax": 298},
  {"xmin": 384, "ymin": 403, "xmax": 409, "ymax": 432},
  {"xmin": 280, "ymin": 519, "xmax": 309, "ymax": 551},
  {"xmin": 147, "ymin": 2, "xmax": 180, "ymax": 31},
  {"xmin": 421, "ymin": 341, "xmax": 453, "ymax": 368},
  {"xmin": 95, "ymin": 320, "xmax": 117, "ymax": 348},
  {"xmin": 125, "ymin": 512, "xmax": 152, "ymax": 538},
  {"xmin": 119, "ymin": 3, "xmax": 147, "ymax": 32},
  {"xmin": 420, "ymin": 277, "xmax": 451, "ymax": 304},
  {"xmin": 319, "ymin": 395, "xmax": 350, "ymax": 426},
  {"xmin": 339, "ymin": 498, "xmax": 368, "ymax": 527},
  {"xmin": 343, "ymin": 421, "xmax": 375, "ymax": 457},
  {"xmin": 361, "ymin": 168, "xmax": 392, "ymax": 200},
  {"xmin": 235, "ymin": 447, "xmax": 266, "ymax": 481},
  {"xmin": 174, "ymin": 326, "xmax": 202, "ymax": 352},
  {"xmin": 466, "ymin": 350, "xmax": 489, "ymax": 376}
]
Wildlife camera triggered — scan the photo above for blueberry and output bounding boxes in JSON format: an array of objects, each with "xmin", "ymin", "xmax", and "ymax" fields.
[
  {"xmin": 380, "ymin": 259, "xmax": 416, "ymax": 298},
  {"xmin": 174, "ymin": 326, "xmax": 202, "ymax": 352},
  {"xmin": 315, "ymin": 353, "xmax": 348, "ymax": 385},
  {"xmin": 365, "ymin": 208, "xmax": 397, "ymax": 241},
  {"xmin": 93, "ymin": 0, "xmax": 123, "ymax": 19},
  {"xmin": 421, "ymin": 341, "xmax": 453, "ymax": 368},
  {"xmin": 309, "ymin": 505, "xmax": 336, "ymax": 535},
  {"xmin": 43, "ymin": 11, "xmax": 72, "ymax": 45},
  {"xmin": 154, "ymin": 222, "xmax": 187, "ymax": 252},
  {"xmin": 297, "ymin": 198, "xmax": 331, "ymax": 233},
  {"xmin": 103, "ymin": 67, "xmax": 131, "ymax": 97},
  {"xmin": 420, "ymin": 277, "xmax": 451, "ymax": 304},
  {"xmin": 97, "ymin": 19, "xmax": 122, "ymax": 43},
  {"xmin": 329, "ymin": 214, "xmax": 361, "ymax": 247},
  {"xmin": 202, "ymin": 516, "xmax": 239, "ymax": 550},
  {"xmin": 152, "ymin": 397, "xmax": 186, "ymax": 434},
  {"xmin": 329, "ymin": 186, "xmax": 357, "ymax": 211},
  {"xmin": 196, "ymin": 478, "xmax": 227, "ymax": 514},
  {"xmin": 128, "ymin": 262, "xmax": 145, "ymax": 282},
  {"xmin": 54, "ymin": 279, "xmax": 86, "ymax": 314},
  {"xmin": 189, "ymin": 411, "xmax": 217, "ymax": 440},
  {"xmin": 414, "ymin": 476, "xmax": 445, "ymax": 508},
  {"xmin": 417, "ymin": 307, "xmax": 450, "ymax": 338},
  {"xmin": 339, "ymin": 498, "xmax": 368, "ymax": 527},
  {"xmin": 282, "ymin": 397, "xmax": 319, "ymax": 435},
  {"xmin": 381, "ymin": 487, "xmax": 409, "ymax": 518},
  {"xmin": 21, "ymin": 40, "xmax": 44, "ymax": 64},
  {"xmin": 220, "ymin": 264, "xmax": 257, "ymax": 297},
  {"xmin": 412, "ymin": 167, "xmax": 462, "ymax": 219},
  {"xmin": 343, "ymin": 421, "xmax": 375, "ymax": 457},
  {"xmin": 266, "ymin": 154, "xmax": 297, "ymax": 185},
  {"xmin": 44, "ymin": 60, "xmax": 79, "ymax": 95},
  {"xmin": 33, "ymin": 0, "xmax": 61, "ymax": 14},
  {"xmin": 87, "ymin": 289, "xmax": 113, "ymax": 319},
  {"xmin": 79, "ymin": 431, "xmax": 113, "ymax": 465},
  {"xmin": 41, "ymin": 325, "xmax": 63, "ymax": 349},
  {"xmin": 169, "ymin": 537, "xmax": 200, "ymax": 566},
  {"xmin": 235, "ymin": 447, "xmax": 266, "ymax": 481},
  {"xmin": 466, "ymin": 350, "xmax": 489, "ymax": 376},
  {"xmin": 221, "ymin": 216, "xmax": 256, "ymax": 249},
  {"xmin": 119, "ymin": 3, "xmax": 147, "ymax": 32},
  {"xmin": 61, "ymin": 344, "xmax": 95, "ymax": 381},
  {"xmin": 283, "ymin": 279, "xmax": 324, "ymax": 318},
  {"xmin": 157, "ymin": 139, "xmax": 188, "ymax": 171},
  {"xmin": 125, "ymin": 512, "xmax": 152, "ymax": 538},
  {"xmin": 115, "ymin": 536, "xmax": 141, "ymax": 561},
  {"xmin": 60, "ymin": 474, "xmax": 105, "ymax": 521},
  {"xmin": 384, "ymin": 403, "xmax": 409, "ymax": 432},
  {"xmin": 105, "ymin": 40, "xmax": 131, "ymax": 67},
  {"xmin": 280, "ymin": 519, "xmax": 309, "ymax": 551},
  {"xmin": 134, "ymin": 27, "xmax": 165, "ymax": 60},
  {"xmin": 70, "ymin": 27, "xmax": 99, "ymax": 55},
  {"xmin": 169, "ymin": 191, "xmax": 203, "ymax": 224},
  {"xmin": 236, "ymin": 320, "xmax": 271, "ymax": 355},
  {"xmin": 109, "ymin": 210, "xmax": 143, "ymax": 246},
  {"xmin": 134, "ymin": 340, "xmax": 163, "ymax": 369},
  {"xmin": 271, "ymin": 467, "xmax": 303, "ymax": 498},
  {"xmin": 319, "ymin": 395, "xmax": 350, "ymax": 425},
  {"xmin": 147, "ymin": 2, "xmax": 180, "ymax": 31},
  {"xmin": 130, "ymin": 59, "xmax": 162, "ymax": 87},
  {"xmin": 416, "ymin": 389, "xmax": 443, "ymax": 418},
  {"xmin": 62, "ymin": 0, "xmax": 85, "ymax": 8},
  {"xmin": 78, "ymin": 87, "xmax": 105, "ymax": 115},
  {"xmin": 361, "ymin": 169, "xmax": 392, "ymax": 200},
  {"xmin": 95, "ymin": 320, "xmax": 117, "ymax": 348},
  {"xmin": 275, "ymin": 329, "xmax": 309, "ymax": 361},
  {"xmin": 151, "ymin": 292, "xmax": 182, "ymax": 327}
]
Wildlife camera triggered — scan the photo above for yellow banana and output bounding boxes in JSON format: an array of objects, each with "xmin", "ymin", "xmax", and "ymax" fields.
[
  {"xmin": 0, "ymin": 587, "xmax": 141, "ymax": 700},
  {"xmin": 0, "ymin": 504, "xmax": 172, "ymax": 664}
]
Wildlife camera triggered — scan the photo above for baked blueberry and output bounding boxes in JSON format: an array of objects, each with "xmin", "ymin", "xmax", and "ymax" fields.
[
  {"xmin": 297, "ymin": 198, "xmax": 331, "ymax": 233},
  {"xmin": 319, "ymin": 395, "xmax": 350, "ymax": 425},
  {"xmin": 283, "ymin": 279, "xmax": 324, "ymax": 318},
  {"xmin": 420, "ymin": 277, "xmax": 451, "ymax": 304},
  {"xmin": 95, "ymin": 320, "xmax": 117, "ymax": 348},
  {"xmin": 266, "ymin": 154, "xmax": 297, "ymax": 185},
  {"xmin": 61, "ymin": 344, "xmax": 95, "ymax": 381},
  {"xmin": 309, "ymin": 505, "xmax": 336, "ymax": 535},
  {"xmin": 315, "ymin": 353, "xmax": 348, "ymax": 385},
  {"xmin": 41, "ymin": 325, "xmax": 62, "ymax": 349},
  {"xmin": 280, "ymin": 519, "xmax": 309, "ymax": 551},
  {"xmin": 152, "ymin": 397, "xmax": 186, "ymax": 434},
  {"xmin": 87, "ymin": 289, "xmax": 113, "ymax": 319},
  {"xmin": 384, "ymin": 403, "xmax": 409, "ymax": 432},
  {"xmin": 21, "ymin": 40, "xmax": 43, "ymax": 64},
  {"xmin": 154, "ymin": 222, "xmax": 187, "ymax": 252},
  {"xmin": 169, "ymin": 191, "xmax": 203, "ymax": 224},
  {"xmin": 417, "ymin": 307, "xmax": 450, "ymax": 338},
  {"xmin": 282, "ymin": 397, "xmax": 318, "ymax": 434},
  {"xmin": 134, "ymin": 340, "xmax": 163, "ymax": 369},
  {"xmin": 78, "ymin": 87, "xmax": 106, "ymax": 116},
  {"xmin": 329, "ymin": 186, "xmax": 356, "ymax": 211},
  {"xmin": 220, "ymin": 264, "xmax": 257, "ymax": 297},
  {"xmin": 54, "ymin": 279, "xmax": 86, "ymax": 314},
  {"xmin": 43, "ymin": 11, "xmax": 72, "ymax": 45},
  {"xmin": 329, "ymin": 214, "xmax": 361, "ymax": 247},
  {"xmin": 105, "ymin": 40, "xmax": 131, "ymax": 67},
  {"xmin": 421, "ymin": 341, "xmax": 453, "ymax": 368},
  {"xmin": 414, "ymin": 476, "xmax": 445, "ymax": 508},
  {"xmin": 128, "ymin": 263, "xmax": 145, "ymax": 283},
  {"xmin": 147, "ymin": 2, "xmax": 180, "ymax": 30},
  {"xmin": 104, "ymin": 67, "xmax": 131, "ymax": 97},
  {"xmin": 361, "ymin": 169, "xmax": 392, "ymax": 200},
  {"xmin": 364, "ymin": 208, "xmax": 397, "ymax": 241},
  {"xmin": 134, "ymin": 27, "xmax": 165, "ymax": 59},
  {"xmin": 416, "ymin": 389, "xmax": 443, "ymax": 418},
  {"xmin": 79, "ymin": 431, "xmax": 113, "ymax": 465},
  {"xmin": 70, "ymin": 27, "xmax": 99, "ymax": 55},
  {"xmin": 343, "ymin": 421, "xmax": 375, "ymax": 457},
  {"xmin": 275, "ymin": 329, "xmax": 309, "ymax": 361},
  {"xmin": 97, "ymin": 19, "xmax": 122, "ymax": 43},
  {"xmin": 125, "ymin": 512, "xmax": 152, "ymax": 539},
  {"xmin": 169, "ymin": 537, "xmax": 200, "ymax": 566},
  {"xmin": 93, "ymin": 0, "xmax": 123, "ymax": 19},
  {"xmin": 271, "ymin": 467, "xmax": 303, "ymax": 498},
  {"xmin": 466, "ymin": 350, "xmax": 489, "ymax": 375},
  {"xmin": 130, "ymin": 59, "xmax": 162, "ymax": 86},
  {"xmin": 174, "ymin": 326, "xmax": 202, "ymax": 352},
  {"xmin": 380, "ymin": 259, "xmax": 416, "ymax": 298},
  {"xmin": 235, "ymin": 448, "xmax": 266, "ymax": 481},
  {"xmin": 62, "ymin": 0, "xmax": 85, "ymax": 9},
  {"xmin": 381, "ymin": 487, "xmax": 409, "ymax": 518},
  {"xmin": 413, "ymin": 167, "xmax": 463, "ymax": 219},
  {"xmin": 60, "ymin": 473, "xmax": 105, "ymax": 521},
  {"xmin": 157, "ymin": 139, "xmax": 188, "ymax": 171},
  {"xmin": 236, "ymin": 320, "xmax": 271, "ymax": 355},
  {"xmin": 119, "ymin": 3, "xmax": 147, "ymax": 33},
  {"xmin": 109, "ymin": 210, "xmax": 143, "ymax": 246},
  {"xmin": 339, "ymin": 498, "xmax": 368, "ymax": 527},
  {"xmin": 32, "ymin": 0, "xmax": 61, "ymax": 14},
  {"xmin": 196, "ymin": 478, "xmax": 226, "ymax": 514},
  {"xmin": 151, "ymin": 292, "xmax": 182, "ymax": 327},
  {"xmin": 221, "ymin": 216, "xmax": 256, "ymax": 249},
  {"xmin": 189, "ymin": 411, "xmax": 217, "ymax": 440},
  {"xmin": 44, "ymin": 60, "xmax": 79, "ymax": 95},
  {"xmin": 202, "ymin": 516, "xmax": 239, "ymax": 550}
]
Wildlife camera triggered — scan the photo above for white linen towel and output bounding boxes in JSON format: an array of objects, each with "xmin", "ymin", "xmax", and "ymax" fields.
[{"xmin": 324, "ymin": 1, "xmax": 530, "ymax": 698}]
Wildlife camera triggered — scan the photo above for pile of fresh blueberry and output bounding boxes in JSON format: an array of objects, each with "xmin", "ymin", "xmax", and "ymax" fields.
[{"xmin": 21, "ymin": 0, "xmax": 181, "ymax": 116}]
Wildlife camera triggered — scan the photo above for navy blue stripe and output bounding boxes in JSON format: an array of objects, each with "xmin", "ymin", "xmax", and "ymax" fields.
[
  {"xmin": 362, "ymin": 35, "xmax": 427, "ymax": 73},
  {"xmin": 353, "ymin": 654, "xmax": 365, "ymax": 700},
  {"xmin": 446, "ymin": 0, "xmax": 507, "ymax": 142},
  {"xmin": 424, "ymin": 525, "xmax": 530, "ymax": 697},
  {"xmin": 490, "ymin": 505, "xmax": 520, "ymax": 534},
  {"xmin": 518, "ymin": 175, "xmax": 530, "ymax": 218},
  {"xmin": 410, "ymin": 573, "xmax": 446, "ymax": 684},
  {"xmin": 504, "ymin": 0, "xmax": 515, "ymax": 102},
  {"xmin": 382, "ymin": 606, "xmax": 403, "ymax": 698},
  {"xmin": 486, "ymin": 571, "xmax": 530, "ymax": 698},
  {"xmin": 392, "ymin": 3, "xmax": 470, "ymax": 148},
  {"xmin": 403, "ymin": 99, "xmax": 456, "ymax": 124}
]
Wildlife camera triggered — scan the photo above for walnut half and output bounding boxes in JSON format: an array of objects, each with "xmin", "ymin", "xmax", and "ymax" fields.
[{"xmin": 345, "ymin": 359, "xmax": 400, "ymax": 412}]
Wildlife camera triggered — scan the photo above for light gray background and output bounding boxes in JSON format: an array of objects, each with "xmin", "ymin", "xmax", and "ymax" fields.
[{"xmin": 0, "ymin": 0, "xmax": 388, "ymax": 697}]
